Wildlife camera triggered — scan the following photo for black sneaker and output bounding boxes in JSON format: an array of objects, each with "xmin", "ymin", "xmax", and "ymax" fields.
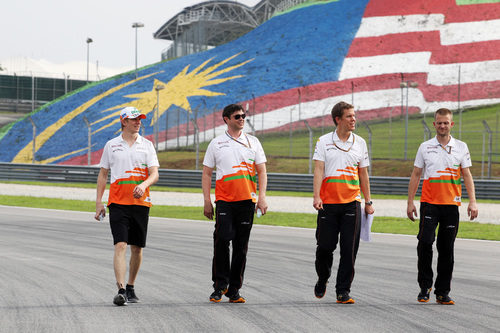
[
  {"xmin": 126, "ymin": 286, "xmax": 140, "ymax": 303},
  {"xmin": 417, "ymin": 288, "xmax": 432, "ymax": 303},
  {"xmin": 436, "ymin": 294, "xmax": 455, "ymax": 305},
  {"xmin": 314, "ymin": 280, "xmax": 328, "ymax": 299},
  {"xmin": 209, "ymin": 288, "xmax": 228, "ymax": 303},
  {"xmin": 227, "ymin": 291, "xmax": 246, "ymax": 303},
  {"xmin": 336, "ymin": 292, "xmax": 355, "ymax": 304},
  {"xmin": 113, "ymin": 289, "xmax": 127, "ymax": 306}
]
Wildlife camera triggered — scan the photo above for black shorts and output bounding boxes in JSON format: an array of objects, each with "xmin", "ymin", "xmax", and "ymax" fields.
[{"xmin": 108, "ymin": 203, "xmax": 150, "ymax": 247}]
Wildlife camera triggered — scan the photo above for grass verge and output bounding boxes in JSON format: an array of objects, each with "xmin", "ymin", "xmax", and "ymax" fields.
[
  {"xmin": 4, "ymin": 180, "xmax": 500, "ymax": 203},
  {"xmin": 2, "ymin": 195, "xmax": 499, "ymax": 241}
]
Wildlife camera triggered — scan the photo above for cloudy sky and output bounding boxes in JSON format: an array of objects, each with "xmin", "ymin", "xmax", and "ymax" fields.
[{"xmin": 0, "ymin": 0, "xmax": 259, "ymax": 78}]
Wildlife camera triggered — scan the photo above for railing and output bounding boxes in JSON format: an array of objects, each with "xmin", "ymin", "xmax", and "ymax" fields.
[{"xmin": 0, "ymin": 162, "xmax": 499, "ymax": 199}]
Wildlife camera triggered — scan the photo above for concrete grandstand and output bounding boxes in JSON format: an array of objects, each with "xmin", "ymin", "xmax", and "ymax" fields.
[
  {"xmin": 154, "ymin": 0, "xmax": 311, "ymax": 60},
  {"xmin": 0, "ymin": 0, "xmax": 499, "ymax": 165}
]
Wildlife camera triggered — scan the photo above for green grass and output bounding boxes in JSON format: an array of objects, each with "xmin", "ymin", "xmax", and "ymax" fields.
[
  {"xmin": 1, "ymin": 195, "xmax": 498, "ymax": 241},
  {"xmin": 3, "ymin": 180, "xmax": 500, "ymax": 203}
]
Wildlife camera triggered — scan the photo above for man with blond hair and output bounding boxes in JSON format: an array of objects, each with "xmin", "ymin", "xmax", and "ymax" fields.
[
  {"xmin": 96, "ymin": 106, "xmax": 159, "ymax": 306},
  {"xmin": 407, "ymin": 108, "xmax": 478, "ymax": 305},
  {"xmin": 312, "ymin": 101, "xmax": 374, "ymax": 304}
]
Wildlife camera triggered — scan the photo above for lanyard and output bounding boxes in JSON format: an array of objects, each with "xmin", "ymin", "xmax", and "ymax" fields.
[
  {"xmin": 439, "ymin": 144, "xmax": 452, "ymax": 154},
  {"xmin": 226, "ymin": 131, "xmax": 252, "ymax": 148},
  {"xmin": 332, "ymin": 132, "xmax": 355, "ymax": 152}
]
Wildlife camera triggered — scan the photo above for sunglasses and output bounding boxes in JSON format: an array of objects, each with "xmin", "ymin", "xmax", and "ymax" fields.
[{"xmin": 233, "ymin": 113, "xmax": 246, "ymax": 120}]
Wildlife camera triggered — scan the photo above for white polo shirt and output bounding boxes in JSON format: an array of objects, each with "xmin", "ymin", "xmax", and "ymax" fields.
[
  {"xmin": 100, "ymin": 134, "xmax": 159, "ymax": 207},
  {"xmin": 414, "ymin": 135, "xmax": 471, "ymax": 206},
  {"xmin": 203, "ymin": 131, "xmax": 266, "ymax": 203},
  {"xmin": 313, "ymin": 131, "xmax": 369, "ymax": 204}
]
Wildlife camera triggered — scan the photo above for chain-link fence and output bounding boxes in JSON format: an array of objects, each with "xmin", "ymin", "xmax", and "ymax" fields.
[
  {"xmin": 155, "ymin": 104, "xmax": 499, "ymax": 178},
  {"xmin": 20, "ymin": 96, "xmax": 500, "ymax": 179}
]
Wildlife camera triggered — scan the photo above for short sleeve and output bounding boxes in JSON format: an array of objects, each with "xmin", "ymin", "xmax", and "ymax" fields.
[
  {"xmin": 99, "ymin": 142, "xmax": 111, "ymax": 169},
  {"xmin": 146, "ymin": 141, "xmax": 160, "ymax": 168},
  {"xmin": 253, "ymin": 138, "xmax": 267, "ymax": 165},
  {"xmin": 461, "ymin": 142, "xmax": 472, "ymax": 169},
  {"xmin": 414, "ymin": 144, "xmax": 425, "ymax": 168},
  {"xmin": 313, "ymin": 138, "xmax": 325, "ymax": 161},
  {"xmin": 358, "ymin": 139, "xmax": 369, "ymax": 168},
  {"xmin": 203, "ymin": 140, "xmax": 216, "ymax": 168}
]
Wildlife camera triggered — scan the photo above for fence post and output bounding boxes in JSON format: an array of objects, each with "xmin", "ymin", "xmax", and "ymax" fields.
[
  {"xmin": 177, "ymin": 108, "xmax": 180, "ymax": 149},
  {"xmin": 15, "ymin": 73, "xmax": 19, "ymax": 112},
  {"xmin": 303, "ymin": 120, "xmax": 313, "ymax": 174},
  {"xmin": 186, "ymin": 111, "xmax": 190, "ymax": 147},
  {"xmin": 165, "ymin": 106, "xmax": 169, "ymax": 151},
  {"xmin": 83, "ymin": 116, "xmax": 91, "ymax": 165},
  {"xmin": 213, "ymin": 107, "xmax": 217, "ymax": 140},
  {"xmin": 190, "ymin": 115, "xmax": 199, "ymax": 170},
  {"xmin": 387, "ymin": 107, "xmax": 392, "ymax": 159},
  {"xmin": 245, "ymin": 102, "xmax": 256, "ymax": 136},
  {"xmin": 481, "ymin": 132, "xmax": 485, "ymax": 179},
  {"xmin": 361, "ymin": 122, "xmax": 372, "ymax": 175},
  {"xmin": 422, "ymin": 119, "xmax": 431, "ymax": 141},
  {"xmin": 482, "ymin": 120, "xmax": 492, "ymax": 179},
  {"xmin": 289, "ymin": 106, "xmax": 293, "ymax": 157},
  {"xmin": 28, "ymin": 117, "xmax": 36, "ymax": 164},
  {"xmin": 261, "ymin": 105, "xmax": 267, "ymax": 135},
  {"xmin": 64, "ymin": 73, "xmax": 68, "ymax": 94},
  {"xmin": 458, "ymin": 64, "xmax": 462, "ymax": 140}
]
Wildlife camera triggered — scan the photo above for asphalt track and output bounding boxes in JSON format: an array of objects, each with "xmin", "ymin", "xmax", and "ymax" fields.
[{"xmin": 1, "ymin": 206, "xmax": 499, "ymax": 333}]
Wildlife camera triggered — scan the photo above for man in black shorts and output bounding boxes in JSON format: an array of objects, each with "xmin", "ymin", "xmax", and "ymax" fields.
[{"xmin": 95, "ymin": 106, "xmax": 159, "ymax": 306}]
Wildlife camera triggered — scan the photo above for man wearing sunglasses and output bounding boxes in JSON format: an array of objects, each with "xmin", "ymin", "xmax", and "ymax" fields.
[
  {"xmin": 407, "ymin": 108, "xmax": 478, "ymax": 305},
  {"xmin": 312, "ymin": 101, "xmax": 374, "ymax": 304},
  {"xmin": 202, "ymin": 103, "xmax": 268, "ymax": 303}
]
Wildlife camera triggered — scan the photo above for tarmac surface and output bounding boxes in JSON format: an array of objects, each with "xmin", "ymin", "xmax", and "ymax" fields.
[
  {"xmin": 1, "ymin": 206, "xmax": 499, "ymax": 332},
  {"xmin": 0, "ymin": 183, "xmax": 498, "ymax": 224}
]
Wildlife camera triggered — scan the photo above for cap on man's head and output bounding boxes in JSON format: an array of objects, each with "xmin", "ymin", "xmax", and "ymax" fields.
[{"xmin": 120, "ymin": 106, "xmax": 146, "ymax": 120}]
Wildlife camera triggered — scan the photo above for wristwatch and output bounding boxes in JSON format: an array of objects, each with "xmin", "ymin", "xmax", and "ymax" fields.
[{"xmin": 365, "ymin": 200, "xmax": 373, "ymax": 206}]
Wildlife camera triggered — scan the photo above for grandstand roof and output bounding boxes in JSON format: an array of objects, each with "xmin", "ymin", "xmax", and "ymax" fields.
[{"xmin": 154, "ymin": 0, "xmax": 309, "ymax": 60}]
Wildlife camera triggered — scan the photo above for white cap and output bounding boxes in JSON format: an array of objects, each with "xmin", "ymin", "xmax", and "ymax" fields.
[{"xmin": 120, "ymin": 106, "xmax": 146, "ymax": 120}]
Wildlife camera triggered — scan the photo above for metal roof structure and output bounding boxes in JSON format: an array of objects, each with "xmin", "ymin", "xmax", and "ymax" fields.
[{"xmin": 154, "ymin": 0, "xmax": 310, "ymax": 60}]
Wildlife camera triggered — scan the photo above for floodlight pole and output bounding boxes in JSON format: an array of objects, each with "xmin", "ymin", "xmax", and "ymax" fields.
[
  {"xmin": 132, "ymin": 22, "xmax": 144, "ymax": 78},
  {"xmin": 155, "ymin": 84, "xmax": 165, "ymax": 151},
  {"xmin": 86, "ymin": 38, "xmax": 93, "ymax": 82}
]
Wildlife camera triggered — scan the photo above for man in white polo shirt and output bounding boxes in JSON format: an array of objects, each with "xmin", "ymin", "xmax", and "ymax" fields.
[
  {"xmin": 407, "ymin": 108, "xmax": 478, "ymax": 305},
  {"xmin": 202, "ymin": 103, "xmax": 268, "ymax": 304},
  {"xmin": 95, "ymin": 106, "xmax": 159, "ymax": 306},
  {"xmin": 312, "ymin": 101, "xmax": 374, "ymax": 304}
]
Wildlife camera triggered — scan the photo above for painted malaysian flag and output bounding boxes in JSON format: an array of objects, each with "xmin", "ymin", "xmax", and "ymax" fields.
[{"xmin": 0, "ymin": 0, "xmax": 498, "ymax": 164}]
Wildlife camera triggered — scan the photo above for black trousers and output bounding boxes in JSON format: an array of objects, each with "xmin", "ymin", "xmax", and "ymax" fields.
[
  {"xmin": 212, "ymin": 200, "xmax": 255, "ymax": 294},
  {"xmin": 315, "ymin": 201, "xmax": 361, "ymax": 294},
  {"xmin": 417, "ymin": 202, "xmax": 459, "ymax": 296}
]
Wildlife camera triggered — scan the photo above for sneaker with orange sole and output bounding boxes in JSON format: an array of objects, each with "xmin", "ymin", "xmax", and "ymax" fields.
[
  {"xmin": 436, "ymin": 294, "xmax": 455, "ymax": 305},
  {"xmin": 336, "ymin": 292, "xmax": 355, "ymax": 304},
  {"xmin": 209, "ymin": 288, "xmax": 228, "ymax": 303},
  {"xmin": 227, "ymin": 291, "xmax": 246, "ymax": 303},
  {"xmin": 417, "ymin": 288, "xmax": 432, "ymax": 303}
]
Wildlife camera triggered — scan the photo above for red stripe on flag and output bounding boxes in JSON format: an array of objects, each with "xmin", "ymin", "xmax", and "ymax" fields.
[
  {"xmin": 347, "ymin": 32, "xmax": 500, "ymax": 64},
  {"xmin": 347, "ymin": 32, "xmax": 440, "ymax": 57},
  {"xmin": 363, "ymin": 0, "xmax": 500, "ymax": 23}
]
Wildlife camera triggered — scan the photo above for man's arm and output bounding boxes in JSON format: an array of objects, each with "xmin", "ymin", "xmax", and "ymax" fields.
[
  {"xmin": 133, "ymin": 166, "xmax": 159, "ymax": 199},
  {"xmin": 359, "ymin": 167, "xmax": 374, "ymax": 215},
  {"xmin": 407, "ymin": 166, "xmax": 423, "ymax": 221},
  {"xmin": 313, "ymin": 160, "xmax": 325, "ymax": 210},
  {"xmin": 95, "ymin": 168, "xmax": 109, "ymax": 220},
  {"xmin": 202, "ymin": 166, "xmax": 214, "ymax": 220},
  {"xmin": 255, "ymin": 163, "xmax": 268, "ymax": 215},
  {"xmin": 462, "ymin": 167, "xmax": 478, "ymax": 220}
]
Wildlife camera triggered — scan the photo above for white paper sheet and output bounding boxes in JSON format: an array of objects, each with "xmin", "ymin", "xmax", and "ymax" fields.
[{"xmin": 360, "ymin": 213, "xmax": 374, "ymax": 242}]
